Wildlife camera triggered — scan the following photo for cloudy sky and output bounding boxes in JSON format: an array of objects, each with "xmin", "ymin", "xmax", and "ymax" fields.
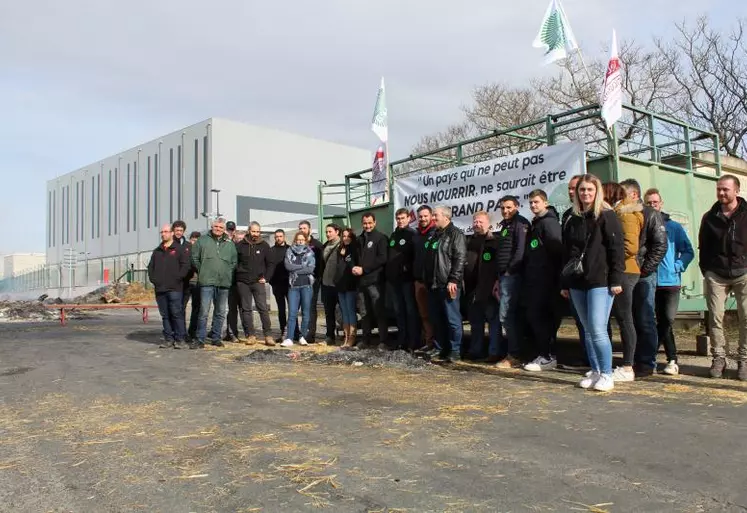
[{"xmin": 0, "ymin": 0, "xmax": 741, "ymax": 254}]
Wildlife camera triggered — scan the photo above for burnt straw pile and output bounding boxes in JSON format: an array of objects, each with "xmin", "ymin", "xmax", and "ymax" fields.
[{"xmin": 240, "ymin": 348, "xmax": 431, "ymax": 370}]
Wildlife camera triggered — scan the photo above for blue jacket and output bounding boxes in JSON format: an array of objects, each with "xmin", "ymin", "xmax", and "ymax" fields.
[{"xmin": 656, "ymin": 213, "xmax": 694, "ymax": 287}]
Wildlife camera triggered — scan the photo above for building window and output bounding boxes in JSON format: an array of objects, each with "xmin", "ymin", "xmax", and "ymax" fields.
[
  {"xmin": 108, "ymin": 170, "xmax": 112, "ymax": 236},
  {"xmin": 66, "ymin": 185, "xmax": 71, "ymax": 244},
  {"xmin": 114, "ymin": 168, "xmax": 118, "ymax": 235},
  {"xmin": 194, "ymin": 139, "xmax": 199, "ymax": 219},
  {"xmin": 147, "ymin": 156, "xmax": 151, "ymax": 228},
  {"xmin": 177, "ymin": 145, "xmax": 182, "ymax": 220},
  {"xmin": 47, "ymin": 191, "xmax": 52, "ymax": 248},
  {"xmin": 97, "ymin": 174, "xmax": 101, "ymax": 239},
  {"xmin": 169, "ymin": 148, "xmax": 174, "ymax": 222},
  {"xmin": 132, "ymin": 163, "xmax": 136, "ymax": 231},
  {"xmin": 52, "ymin": 190, "xmax": 56, "ymax": 247},
  {"xmin": 75, "ymin": 181, "xmax": 80, "ymax": 242},
  {"xmin": 91, "ymin": 176, "xmax": 95, "ymax": 239},
  {"xmin": 81, "ymin": 180, "xmax": 85, "ymax": 242},
  {"xmin": 154, "ymin": 153, "xmax": 159, "ymax": 227},
  {"xmin": 203, "ymin": 135, "xmax": 209, "ymax": 215},
  {"xmin": 126, "ymin": 164, "xmax": 130, "ymax": 232}
]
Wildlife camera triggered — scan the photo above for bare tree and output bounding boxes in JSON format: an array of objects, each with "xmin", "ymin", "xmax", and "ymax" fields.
[{"xmin": 657, "ymin": 17, "xmax": 747, "ymax": 158}]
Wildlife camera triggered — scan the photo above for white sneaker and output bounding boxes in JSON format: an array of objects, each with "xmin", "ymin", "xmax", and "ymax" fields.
[
  {"xmin": 299, "ymin": 337, "xmax": 309, "ymax": 346},
  {"xmin": 593, "ymin": 373, "xmax": 615, "ymax": 392},
  {"xmin": 663, "ymin": 360, "xmax": 679, "ymax": 375},
  {"xmin": 524, "ymin": 355, "xmax": 557, "ymax": 372},
  {"xmin": 280, "ymin": 339, "xmax": 294, "ymax": 347},
  {"xmin": 612, "ymin": 367, "xmax": 635, "ymax": 382},
  {"xmin": 579, "ymin": 371, "xmax": 600, "ymax": 389}
]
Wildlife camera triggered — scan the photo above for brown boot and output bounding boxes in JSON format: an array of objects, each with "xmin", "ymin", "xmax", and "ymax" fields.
[
  {"xmin": 341, "ymin": 324, "xmax": 350, "ymax": 347},
  {"xmin": 347, "ymin": 325, "xmax": 357, "ymax": 348},
  {"xmin": 264, "ymin": 335, "xmax": 276, "ymax": 347}
]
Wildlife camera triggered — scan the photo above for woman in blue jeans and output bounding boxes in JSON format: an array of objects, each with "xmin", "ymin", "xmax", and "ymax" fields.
[
  {"xmin": 280, "ymin": 232, "xmax": 316, "ymax": 347},
  {"xmin": 561, "ymin": 174, "xmax": 625, "ymax": 392},
  {"xmin": 334, "ymin": 228, "xmax": 360, "ymax": 350}
]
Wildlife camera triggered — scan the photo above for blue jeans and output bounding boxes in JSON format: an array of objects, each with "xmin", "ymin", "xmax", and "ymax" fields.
[
  {"xmin": 388, "ymin": 281, "xmax": 420, "ymax": 350},
  {"xmin": 198, "ymin": 286, "xmax": 229, "ymax": 343},
  {"xmin": 287, "ymin": 285, "xmax": 313, "ymax": 341},
  {"xmin": 156, "ymin": 291, "xmax": 186, "ymax": 342},
  {"xmin": 497, "ymin": 274, "xmax": 522, "ymax": 357},
  {"xmin": 337, "ymin": 291, "xmax": 357, "ymax": 326},
  {"xmin": 427, "ymin": 286, "xmax": 463, "ymax": 356},
  {"xmin": 633, "ymin": 272, "xmax": 659, "ymax": 369},
  {"xmin": 470, "ymin": 299, "xmax": 500, "ymax": 359},
  {"xmin": 570, "ymin": 287, "xmax": 615, "ymax": 374}
]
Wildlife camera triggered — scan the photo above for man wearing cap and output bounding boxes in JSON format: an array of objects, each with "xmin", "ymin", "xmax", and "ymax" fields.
[{"xmin": 223, "ymin": 221, "xmax": 243, "ymax": 342}]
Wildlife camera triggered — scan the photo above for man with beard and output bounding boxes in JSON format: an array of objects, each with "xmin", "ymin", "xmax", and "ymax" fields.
[
  {"xmin": 352, "ymin": 212, "xmax": 389, "ymax": 349},
  {"xmin": 235, "ymin": 222, "xmax": 275, "ymax": 346},
  {"xmin": 412, "ymin": 205, "xmax": 437, "ymax": 352}
]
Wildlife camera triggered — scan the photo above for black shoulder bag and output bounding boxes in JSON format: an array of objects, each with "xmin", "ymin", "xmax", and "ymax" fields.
[{"xmin": 561, "ymin": 217, "xmax": 595, "ymax": 279}]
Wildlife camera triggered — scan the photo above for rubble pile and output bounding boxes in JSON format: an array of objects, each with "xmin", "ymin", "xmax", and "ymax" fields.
[
  {"xmin": 240, "ymin": 348, "xmax": 431, "ymax": 370},
  {"xmin": 0, "ymin": 301, "xmax": 56, "ymax": 322}
]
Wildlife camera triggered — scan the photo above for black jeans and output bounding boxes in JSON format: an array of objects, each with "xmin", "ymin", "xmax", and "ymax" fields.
[
  {"xmin": 655, "ymin": 287, "xmax": 680, "ymax": 362},
  {"xmin": 307, "ymin": 280, "xmax": 321, "ymax": 340},
  {"xmin": 225, "ymin": 283, "xmax": 243, "ymax": 338},
  {"xmin": 358, "ymin": 282, "xmax": 388, "ymax": 345},
  {"xmin": 272, "ymin": 283, "xmax": 299, "ymax": 339},
  {"xmin": 321, "ymin": 284, "xmax": 339, "ymax": 339},
  {"xmin": 612, "ymin": 272, "xmax": 639, "ymax": 367},
  {"xmin": 156, "ymin": 291, "xmax": 186, "ymax": 342},
  {"xmin": 237, "ymin": 281, "xmax": 272, "ymax": 337},
  {"xmin": 388, "ymin": 281, "xmax": 419, "ymax": 350},
  {"xmin": 187, "ymin": 283, "xmax": 201, "ymax": 339},
  {"xmin": 525, "ymin": 286, "xmax": 560, "ymax": 359}
]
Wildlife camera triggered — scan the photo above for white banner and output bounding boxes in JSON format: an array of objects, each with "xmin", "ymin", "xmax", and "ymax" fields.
[{"xmin": 394, "ymin": 142, "xmax": 586, "ymax": 233}]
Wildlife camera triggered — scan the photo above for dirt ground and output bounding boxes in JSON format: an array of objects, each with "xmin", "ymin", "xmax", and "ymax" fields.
[{"xmin": 1, "ymin": 312, "xmax": 746, "ymax": 513}]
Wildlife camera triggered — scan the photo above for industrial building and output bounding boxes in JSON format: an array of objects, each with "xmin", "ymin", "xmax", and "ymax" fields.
[{"xmin": 41, "ymin": 118, "xmax": 369, "ymax": 294}]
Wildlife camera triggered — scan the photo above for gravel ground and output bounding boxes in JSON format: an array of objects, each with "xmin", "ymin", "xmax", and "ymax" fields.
[{"xmin": 0, "ymin": 311, "xmax": 746, "ymax": 512}]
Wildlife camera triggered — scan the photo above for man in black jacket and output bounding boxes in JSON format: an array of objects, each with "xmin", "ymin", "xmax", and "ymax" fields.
[
  {"xmin": 492, "ymin": 195, "xmax": 530, "ymax": 368},
  {"xmin": 424, "ymin": 206, "xmax": 467, "ymax": 362},
  {"xmin": 463, "ymin": 211, "xmax": 500, "ymax": 361},
  {"xmin": 172, "ymin": 220, "xmax": 194, "ymax": 329},
  {"xmin": 299, "ymin": 220, "xmax": 324, "ymax": 342},
  {"xmin": 413, "ymin": 205, "xmax": 437, "ymax": 351},
  {"xmin": 386, "ymin": 208, "xmax": 419, "ymax": 350},
  {"xmin": 269, "ymin": 229, "xmax": 298, "ymax": 341},
  {"xmin": 620, "ymin": 179, "xmax": 668, "ymax": 377},
  {"xmin": 148, "ymin": 224, "xmax": 191, "ymax": 349},
  {"xmin": 352, "ymin": 212, "xmax": 389, "ymax": 349},
  {"xmin": 522, "ymin": 191, "xmax": 563, "ymax": 371},
  {"xmin": 236, "ymin": 222, "xmax": 275, "ymax": 346},
  {"xmin": 699, "ymin": 175, "xmax": 747, "ymax": 380}
]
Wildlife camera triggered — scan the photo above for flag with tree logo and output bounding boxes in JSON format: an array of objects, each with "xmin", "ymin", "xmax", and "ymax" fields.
[{"xmin": 533, "ymin": 0, "xmax": 579, "ymax": 65}]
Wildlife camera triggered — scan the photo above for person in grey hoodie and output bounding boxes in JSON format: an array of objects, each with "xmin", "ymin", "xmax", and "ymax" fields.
[
  {"xmin": 321, "ymin": 224, "xmax": 342, "ymax": 344},
  {"xmin": 280, "ymin": 232, "xmax": 316, "ymax": 347}
]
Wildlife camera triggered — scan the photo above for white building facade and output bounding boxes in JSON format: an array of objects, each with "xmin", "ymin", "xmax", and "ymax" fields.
[{"xmin": 43, "ymin": 118, "xmax": 369, "ymax": 292}]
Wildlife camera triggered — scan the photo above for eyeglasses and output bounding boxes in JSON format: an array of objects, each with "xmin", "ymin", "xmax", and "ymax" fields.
[{"xmin": 160, "ymin": 230, "xmax": 172, "ymax": 234}]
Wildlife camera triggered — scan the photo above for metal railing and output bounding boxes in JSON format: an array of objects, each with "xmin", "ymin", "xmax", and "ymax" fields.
[{"xmin": 318, "ymin": 103, "xmax": 721, "ymax": 224}]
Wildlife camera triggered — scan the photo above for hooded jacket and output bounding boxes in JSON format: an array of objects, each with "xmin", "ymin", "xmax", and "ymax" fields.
[
  {"xmin": 285, "ymin": 244, "xmax": 316, "ymax": 288},
  {"xmin": 495, "ymin": 213, "xmax": 530, "ymax": 275},
  {"xmin": 385, "ymin": 226, "xmax": 417, "ymax": 282},
  {"xmin": 268, "ymin": 243, "xmax": 290, "ymax": 288},
  {"xmin": 413, "ymin": 221, "xmax": 436, "ymax": 282},
  {"xmin": 235, "ymin": 237, "xmax": 273, "ymax": 284},
  {"xmin": 614, "ymin": 199, "xmax": 645, "ymax": 274},
  {"xmin": 357, "ymin": 229, "xmax": 389, "ymax": 287},
  {"xmin": 464, "ymin": 231, "xmax": 500, "ymax": 302},
  {"xmin": 699, "ymin": 197, "xmax": 747, "ymax": 279},
  {"xmin": 657, "ymin": 213, "xmax": 694, "ymax": 287},
  {"xmin": 191, "ymin": 232, "xmax": 238, "ymax": 288},
  {"xmin": 307, "ymin": 236, "xmax": 325, "ymax": 280},
  {"xmin": 148, "ymin": 242, "xmax": 191, "ymax": 293},
  {"xmin": 334, "ymin": 242, "xmax": 360, "ymax": 292},
  {"xmin": 637, "ymin": 203, "xmax": 668, "ymax": 276},
  {"xmin": 562, "ymin": 206, "xmax": 625, "ymax": 290},
  {"xmin": 524, "ymin": 207, "xmax": 563, "ymax": 286},
  {"xmin": 423, "ymin": 222, "xmax": 467, "ymax": 289}
]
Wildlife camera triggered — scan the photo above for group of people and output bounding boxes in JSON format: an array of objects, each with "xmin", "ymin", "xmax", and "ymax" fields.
[{"xmin": 146, "ymin": 172, "xmax": 747, "ymax": 391}]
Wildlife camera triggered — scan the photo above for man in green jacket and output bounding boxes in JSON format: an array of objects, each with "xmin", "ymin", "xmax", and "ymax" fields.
[{"xmin": 190, "ymin": 218, "xmax": 238, "ymax": 349}]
